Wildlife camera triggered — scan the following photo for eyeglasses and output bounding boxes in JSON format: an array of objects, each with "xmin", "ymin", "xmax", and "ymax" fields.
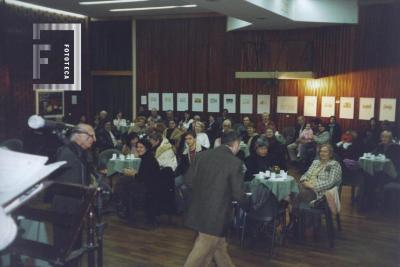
[{"xmin": 75, "ymin": 130, "xmax": 95, "ymax": 140}]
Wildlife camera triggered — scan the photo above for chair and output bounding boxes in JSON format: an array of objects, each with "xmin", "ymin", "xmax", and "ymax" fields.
[
  {"xmin": 298, "ymin": 187, "xmax": 342, "ymax": 248},
  {"xmin": 0, "ymin": 138, "xmax": 24, "ymax": 152},
  {"xmin": 282, "ymin": 126, "xmax": 295, "ymax": 145},
  {"xmin": 383, "ymin": 182, "xmax": 400, "ymax": 216},
  {"xmin": 239, "ymin": 183, "xmax": 281, "ymax": 256}
]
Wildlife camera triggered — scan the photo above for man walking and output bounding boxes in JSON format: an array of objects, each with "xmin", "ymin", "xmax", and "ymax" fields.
[{"xmin": 183, "ymin": 131, "xmax": 245, "ymax": 267}]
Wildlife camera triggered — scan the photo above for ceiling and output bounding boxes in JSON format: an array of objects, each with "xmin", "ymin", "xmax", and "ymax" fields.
[{"xmin": 6, "ymin": 0, "xmax": 399, "ymax": 30}]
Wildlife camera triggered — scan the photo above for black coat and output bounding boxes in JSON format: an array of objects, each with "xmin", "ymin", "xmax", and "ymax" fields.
[
  {"xmin": 206, "ymin": 121, "xmax": 220, "ymax": 147},
  {"xmin": 96, "ymin": 128, "xmax": 119, "ymax": 152},
  {"xmin": 137, "ymin": 151, "xmax": 160, "ymax": 192},
  {"xmin": 244, "ymin": 154, "xmax": 275, "ymax": 181},
  {"xmin": 184, "ymin": 146, "xmax": 245, "ymax": 236},
  {"xmin": 176, "ymin": 145, "xmax": 207, "ymax": 177},
  {"xmin": 52, "ymin": 142, "xmax": 91, "ymax": 185},
  {"xmin": 329, "ymin": 123, "xmax": 342, "ymax": 144},
  {"xmin": 266, "ymin": 137, "xmax": 287, "ymax": 170}
]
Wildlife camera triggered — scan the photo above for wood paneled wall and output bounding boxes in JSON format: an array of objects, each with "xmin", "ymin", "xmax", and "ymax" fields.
[
  {"xmin": 0, "ymin": 3, "xmax": 91, "ymax": 139},
  {"xmin": 136, "ymin": 3, "xmax": 400, "ymax": 133}
]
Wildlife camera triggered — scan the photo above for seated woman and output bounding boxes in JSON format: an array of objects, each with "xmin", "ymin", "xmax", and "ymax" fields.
[
  {"xmin": 246, "ymin": 123, "xmax": 259, "ymax": 157},
  {"xmin": 192, "ymin": 121, "xmax": 210, "ymax": 149},
  {"xmin": 148, "ymin": 131, "xmax": 177, "ymax": 171},
  {"xmin": 265, "ymin": 126, "xmax": 287, "ymax": 170},
  {"xmin": 293, "ymin": 144, "xmax": 342, "ymax": 211},
  {"xmin": 244, "ymin": 136, "xmax": 280, "ymax": 181},
  {"xmin": 115, "ymin": 139, "xmax": 160, "ymax": 226},
  {"xmin": 175, "ymin": 131, "xmax": 207, "ymax": 186},
  {"xmin": 163, "ymin": 119, "xmax": 183, "ymax": 153},
  {"xmin": 121, "ymin": 132, "xmax": 139, "ymax": 157}
]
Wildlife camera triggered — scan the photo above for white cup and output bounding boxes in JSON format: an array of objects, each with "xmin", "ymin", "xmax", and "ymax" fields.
[
  {"xmin": 363, "ymin": 153, "xmax": 367, "ymax": 158},
  {"xmin": 271, "ymin": 173, "xmax": 276, "ymax": 179},
  {"xmin": 282, "ymin": 172, "xmax": 287, "ymax": 179},
  {"xmin": 265, "ymin": 170, "xmax": 271, "ymax": 177},
  {"xmin": 119, "ymin": 154, "xmax": 125, "ymax": 160},
  {"xmin": 111, "ymin": 153, "xmax": 117, "ymax": 160}
]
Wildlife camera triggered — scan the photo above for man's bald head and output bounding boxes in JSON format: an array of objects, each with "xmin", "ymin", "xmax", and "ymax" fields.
[{"xmin": 71, "ymin": 123, "xmax": 96, "ymax": 150}]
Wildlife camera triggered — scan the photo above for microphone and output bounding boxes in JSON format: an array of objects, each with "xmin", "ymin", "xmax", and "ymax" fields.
[{"xmin": 28, "ymin": 115, "xmax": 75, "ymax": 130}]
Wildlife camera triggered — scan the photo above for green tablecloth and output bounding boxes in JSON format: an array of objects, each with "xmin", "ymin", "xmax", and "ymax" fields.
[
  {"xmin": 107, "ymin": 158, "xmax": 141, "ymax": 176},
  {"xmin": 251, "ymin": 175, "xmax": 299, "ymax": 201},
  {"xmin": 358, "ymin": 157, "xmax": 397, "ymax": 178}
]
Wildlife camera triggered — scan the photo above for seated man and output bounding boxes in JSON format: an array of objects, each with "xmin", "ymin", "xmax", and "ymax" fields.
[{"xmin": 96, "ymin": 120, "xmax": 122, "ymax": 152}]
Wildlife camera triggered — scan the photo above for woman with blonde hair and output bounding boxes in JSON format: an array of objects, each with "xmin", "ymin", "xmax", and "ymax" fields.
[{"xmin": 192, "ymin": 121, "xmax": 210, "ymax": 149}]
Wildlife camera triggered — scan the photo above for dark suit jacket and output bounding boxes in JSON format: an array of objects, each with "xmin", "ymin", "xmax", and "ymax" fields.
[
  {"xmin": 52, "ymin": 142, "xmax": 91, "ymax": 185},
  {"xmin": 96, "ymin": 128, "xmax": 119, "ymax": 152},
  {"xmin": 184, "ymin": 146, "xmax": 245, "ymax": 236}
]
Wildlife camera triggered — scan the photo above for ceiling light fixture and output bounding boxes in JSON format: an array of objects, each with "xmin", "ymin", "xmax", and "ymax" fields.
[
  {"xmin": 110, "ymin": 4, "xmax": 197, "ymax": 12},
  {"xmin": 79, "ymin": 0, "xmax": 149, "ymax": 5},
  {"xmin": 5, "ymin": 0, "xmax": 86, "ymax": 18}
]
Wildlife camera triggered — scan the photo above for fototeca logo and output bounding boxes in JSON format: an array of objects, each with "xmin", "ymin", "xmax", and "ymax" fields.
[{"xmin": 33, "ymin": 23, "xmax": 81, "ymax": 91}]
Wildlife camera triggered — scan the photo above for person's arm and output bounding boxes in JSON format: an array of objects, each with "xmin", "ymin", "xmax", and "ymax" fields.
[
  {"xmin": 314, "ymin": 132, "xmax": 331, "ymax": 144},
  {"xmin": 313, "ymin": 161, "xmax": 342, "ymax": 193},
  {"xmin": 230, "ymin": 162, "xmax": 246, "ymax": 203},
  {"xmin": 202, "ymin": 133, "xmax": 210, "ymax": 149},
  {"xmin": 300, "ymin": 160, "xmax": 318, "ymax": 182}
]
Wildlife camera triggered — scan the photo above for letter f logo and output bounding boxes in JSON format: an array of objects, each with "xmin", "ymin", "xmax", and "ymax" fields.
[{"xmin": 33, "ymin": 24, "xmax": 51, "ymax": 80}]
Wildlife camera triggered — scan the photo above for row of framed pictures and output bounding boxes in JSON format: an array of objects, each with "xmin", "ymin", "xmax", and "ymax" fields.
[{"xmin": 143, "ymin": 93, "xmax": 397, "ymax": 121}]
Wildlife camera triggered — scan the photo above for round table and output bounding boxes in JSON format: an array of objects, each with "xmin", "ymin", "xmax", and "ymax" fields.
[
  {"xmin": 358, "ymin": 157, "xmax": 397, "ymax": 178},
  {"xmin": 250, "ymin": 175, "xmax": 299, "ymax": 201},
  {"xmin": 107, "ymin": 158, "xmax": 141, "ymax": 176}
]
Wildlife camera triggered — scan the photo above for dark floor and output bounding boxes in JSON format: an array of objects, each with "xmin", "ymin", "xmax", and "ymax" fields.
[{"xmin": 101, "ymin": 169, "xmax": 400, "ymax": 267}]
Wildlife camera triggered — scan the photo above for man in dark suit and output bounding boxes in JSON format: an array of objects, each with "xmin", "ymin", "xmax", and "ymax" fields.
[
  {"xmin": 51, "ymin": 123, "xmax": 96, "ymax": 266},
  {"xmin": 96, "ymin": 120, "xmax": 121, "ymax": 152},
  {"xmin": 183, "ymin": 131, "xmax": 245, "ymax": 267}
]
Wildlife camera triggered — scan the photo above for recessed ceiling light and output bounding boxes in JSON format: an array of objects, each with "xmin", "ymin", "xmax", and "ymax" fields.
[
  {"xmin": 110, "ymin": 4, "xmax": 197, "ymax": 12},
  {"xmin": 79, "ymin": 0, "xmax": 149, "ymax": 5},
  {"xmin": 5, "ymin": 0, "xmax": 86, "ymax": 18}
]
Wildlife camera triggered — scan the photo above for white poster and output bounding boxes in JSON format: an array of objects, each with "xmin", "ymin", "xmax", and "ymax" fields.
[
  {"xmin": 208, "ymin": 94, "xmax": 220, "ymax": 113},
  {"xmin": 148, "ymin": 93, "xmax": 159, "ymax": 110},
  {"xmin": 162, "ymin": 93, "xmax": 174, "ymax": 111},
  {"xmin": 321, "ymin": 96, "xmax": 335, "ymax": 117},
  {"xmin": 304, "ymin": 96, "xmax": 317, "ymax": 117},
  {"xmin": 192, "ymin": 93, "xmax": 204, "ymax": 112},
  {"xmin": 379, "ymin": 98, "xmax": 396, "ymax": 122},
  {"xmin": 223, "ymin": 94, "xmax": 236, "ymax": 113},
  {"xmin": 140, "ymin": 95, "xmax": 147, "ymax": 105},
  {"xmin": 240, "ymin": 95, "xmax": 253, "ymax": 114},
  {"xmin": 257, "ymin": 95, "xmax": 271, "ymax": 114},
  {"xmin": 359, "ymin": 97, "xmax": 375, "ymax": 120},
  {"xmin": 177, "ymin": 93, "xmax": 189, "ymax": 111},
  {"xmin": 339, "ymin": 97, "xmax": 354, "ymax": 119},
  {"xmin": 277, "ymin": 96, "xmax": 298, "ymax": 114}
]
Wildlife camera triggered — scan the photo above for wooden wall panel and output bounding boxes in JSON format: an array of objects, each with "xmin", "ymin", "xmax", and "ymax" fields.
[
  {"xmin": 1, "ymin": 3, "xmax": 91, "ymax": 139},
  {"xmin": 136, "ymin": 3, "xmax": 400, "ymax": 134}
]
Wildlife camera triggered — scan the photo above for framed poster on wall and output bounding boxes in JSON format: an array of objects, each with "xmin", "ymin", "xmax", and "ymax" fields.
[
  {"xmin": 359, "ymin": 97, "xmax": 375, "ymax": 120},
  {"xmin": 321, "ymin": 96, "xmax": 335, "ymax": 117},
  {"xmin": 257, "ymin": 95, "xmax": 271, "ymax": 114},
  {"xmin": 379, "ymin": 98, "xmax": 396, "ymax": 122},
  {"xmin": 240, "ymin": 94, "xmax": 253, "ymax": 114},
  {"xmin": 35, "ymin": 90, "xmax": 64, "ymax": 118},
  {"xmin": 192, "ymin": 93, "xmax": 204, "ymax": 112},
  {"xmin": 208, "ymin": 94, "xmax": 220, "ymax": 113},
  {"xmin": 339, "ymin": 97, "xmax": 354, "ymax": 119},
  {"xmin": 304, "ymin": 96, "xmax": 317, "ymax": 117},
  {"xmin": 148, "ymin": 93, "xmax": 159, "ymax": 110},
  {"xmin": 277, "ymin": 96, "xmax": 298, "ymax": 114},
  {"xmin": 223, "ymin": 94, "xmax": 236, "ymax": 113},
  {"xmin": 177, "ymin": 93, "xmax": 189, "ymax": 111},
  {"xmin": 162, "ymin": 93, "xmax": 174, "ymax": 111}
]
